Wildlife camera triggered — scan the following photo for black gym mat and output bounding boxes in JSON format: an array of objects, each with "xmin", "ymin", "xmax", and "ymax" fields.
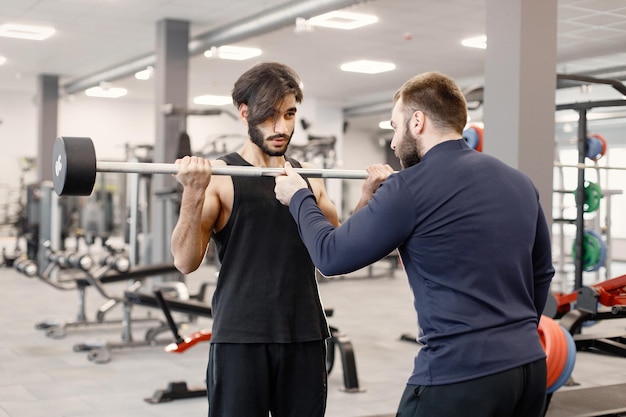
[{"xmin": 545, "ymin": 383, "xmax": 626, "ymax": 417}]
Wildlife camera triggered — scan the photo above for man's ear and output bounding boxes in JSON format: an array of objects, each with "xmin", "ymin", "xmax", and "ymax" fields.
[
  {"xmin": 239, "ymin": 103, "xmax": 249, "ymax": 124},
  {"xmin": 412, "ymin": 110, "xmax": 425, "ymax": 134}
]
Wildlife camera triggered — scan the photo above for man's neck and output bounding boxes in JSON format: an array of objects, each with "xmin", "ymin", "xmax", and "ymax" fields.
[
  {"xmin": 237, "ymin": 140, "xmax": 286, "ymax": 168},
  {"xmin": 422, "ymin": 132, "xmax": 462, "ymax": 156}
]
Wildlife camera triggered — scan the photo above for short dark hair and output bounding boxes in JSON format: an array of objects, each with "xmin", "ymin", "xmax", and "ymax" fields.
[
  {"xmin": 393, "ymin": 71, "xmax": 468, "ymax": 135},
  {"xmin": 232, "ymin": 62, "xmax": 304, "ymax": 126}
]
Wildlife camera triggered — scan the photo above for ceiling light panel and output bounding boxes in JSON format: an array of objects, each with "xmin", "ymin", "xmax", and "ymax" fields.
[
  {"xmin": 308, "ymin": 11, "xmax": 378, "ymax": 30},
  {"xmin": 461, "ymin": 35, "xmax": 487, "ymax": 49},
  {"xmin": 0, "ymin": 23, "xmax": 55, "ymax": 41},
  {"xmin": 204, "ymin": 45, "xmax": 262, "ymax": 60},
  {"xmin": 135, "ymin": 66, "xmax": 154, "ymax": 80},
  {"xmin": 193, "ymin": 95, "xmax": 232, "ymax": 106},
  {"xmin": 378, "ymin": 120, "xmax": 393, "ymax": 130},
  {"xmin": 340, "ymin": 60, "xmax": 396, "ymax": 74},
  {"xmin": 85, "ymin": 86, "xmax": 128, "ymax": 98}
]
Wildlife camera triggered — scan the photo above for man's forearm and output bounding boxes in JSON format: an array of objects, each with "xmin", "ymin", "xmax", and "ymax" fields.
[{"xmin": 171, "ymin": 189, "xmax": 208, "ymax": 274}]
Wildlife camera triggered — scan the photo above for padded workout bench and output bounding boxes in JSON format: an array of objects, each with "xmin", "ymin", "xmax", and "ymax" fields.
[
  {"xmin": 33, "ymin": 253, "xmax": 182, "ymax": 338},
  {"xmin": 71, "ymin": 278, "xmax": 210, "ymax": 364},
  {"xmin": 559, "ymin": 274, "xmax": 626, "ymax": 357}
]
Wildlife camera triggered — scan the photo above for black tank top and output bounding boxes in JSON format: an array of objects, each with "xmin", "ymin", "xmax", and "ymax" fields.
[{"xmin": 210, "ymin": 152, "xmax": 330, "ymax": 343}]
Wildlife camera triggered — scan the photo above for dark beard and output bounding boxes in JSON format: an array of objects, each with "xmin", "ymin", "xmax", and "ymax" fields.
[
  {"xmin": 397, "ymin": 124, "xmax": 422, "ymax": 168},
  {"xmin": 249, "ymin": 125, "xmax": 293, "ymax": 157}
]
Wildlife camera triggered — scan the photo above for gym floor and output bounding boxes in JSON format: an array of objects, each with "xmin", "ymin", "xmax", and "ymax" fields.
[{"xmin": 1, "ymin": 246, "xmax": 626, "ymax": 417}]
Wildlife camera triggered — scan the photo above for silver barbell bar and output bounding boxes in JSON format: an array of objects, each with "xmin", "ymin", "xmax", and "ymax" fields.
[{"xmin": 97, "ymin": 161, "xmax": 370, "ymax": 179}]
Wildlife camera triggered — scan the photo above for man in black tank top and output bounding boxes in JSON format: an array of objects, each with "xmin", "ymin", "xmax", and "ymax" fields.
[{"xmin": 170, "ymin": 62, "xmax": 340, "ymax": 417}]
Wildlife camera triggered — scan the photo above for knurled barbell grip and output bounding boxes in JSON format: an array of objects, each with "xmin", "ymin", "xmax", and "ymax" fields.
[{"xmin": 97, "ymin": 161, "xmax": 369, "ymax": 179}]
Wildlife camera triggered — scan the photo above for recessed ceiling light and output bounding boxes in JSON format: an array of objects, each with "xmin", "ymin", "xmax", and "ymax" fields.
[
  {"xmin": 308, "ymin": 11, "xmax": 378, "ymax": 30},
  {"xmin": 193, "ymin": 95, "xmax": 232, "ymax": 106},
  {"xmin": 461, "ymin": 35, "xmax": 487, "ymax": 49},
  {"xmin": 0, "ymin": 55, "xmax": 6, "ymax": 66},
  {"xmin": 0, "ymin": 23, "xmax": 55, "ymax": 41},
  {"xmin": 135, "ymin": 66, "xmax": 154, "ymax": 80},
  {"xmin": 85, "ymin": 86, "xmax": 128, "ymax": 98},
  {"xmin": 378, "ymin": 120, "xmax": 392, "ymax": 130},
  {"xmin": 204, "ymin": 45, "xmax": 262, "ymax": 61},
  {"xmin": 340, "ymin": 60, "xmax": 396, "ymax": 74}
]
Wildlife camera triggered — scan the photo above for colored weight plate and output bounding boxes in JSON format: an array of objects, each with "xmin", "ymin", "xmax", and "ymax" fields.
[
  {"xmin": 590, "ymin": 133, "xmax": 607, "ymax": 161},
  {"xmin": 462, "ymin": 125, "xmax": 484, "ymax": 152},
  {"xmin": 581, "ymin": 233, "xmax": 600, "ymax": 272},
  {"xmin": 547, "ymin": 325, "xmax": 576, "ymax": 393},
  {"xmin": 474, "ymin": 126, "xmax": 483, "ymax": 152},
  {"xmin": 463, "ymin": 127, "xmax": 479, "ymax": 150},
  {"xmin": 585, "ymin": 229, "xmax": 606, "ymax": 272},
  {"xmin": 583, "ymin": 181, "xmax": 602, "ymax": 213},
  {"xmin": 571, "ymin": 229, "xmax": 603, "ymax": 272},
  {"xmin": 539, "ymin": 315, "xmax": 568, "ymax": 389},
  {"xmin": 585, "ymin": 136, "xmax": 603, "ymax": 161},
  {"xmin": 572, "ymin": 230, "xmax": 600, "ymax": 271}
]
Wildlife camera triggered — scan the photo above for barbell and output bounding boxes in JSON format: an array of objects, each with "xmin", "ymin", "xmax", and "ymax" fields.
[{"xmin": 52, "ymin": 137, "xmax": 371, "ymax": 196}]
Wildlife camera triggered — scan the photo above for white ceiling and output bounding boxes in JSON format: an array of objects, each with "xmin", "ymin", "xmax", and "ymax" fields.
[{"xmin": 1, "ymin": 0, "xmax": 626, "ymax": 130}]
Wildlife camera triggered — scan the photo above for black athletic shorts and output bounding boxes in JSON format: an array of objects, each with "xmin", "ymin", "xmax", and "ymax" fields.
[{"xmin": 207, "ymin": 341, "xmax": 327, "ymax": 417}]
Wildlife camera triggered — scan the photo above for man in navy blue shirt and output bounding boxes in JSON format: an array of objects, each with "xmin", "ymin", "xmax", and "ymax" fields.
[{"xmin": 274, "ymin": 71, "xmax": 554, "ymax": 417}]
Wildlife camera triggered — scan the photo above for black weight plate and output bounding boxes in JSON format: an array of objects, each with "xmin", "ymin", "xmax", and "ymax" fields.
[{"xmin": 52, "ymin": 137, "xmax": 97, "ymax": 196}]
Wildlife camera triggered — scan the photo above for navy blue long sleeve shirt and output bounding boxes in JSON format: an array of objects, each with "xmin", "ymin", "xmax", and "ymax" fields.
[{"xmin": 288, "ymin": 139, "xmax": 554, "ymax": 385}]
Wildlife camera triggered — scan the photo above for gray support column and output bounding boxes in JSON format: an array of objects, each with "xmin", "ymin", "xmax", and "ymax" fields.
[
  {"xmin": 151, "ymin": 19, "xmax": 189, "ymax": 265},
  {"xmin": 483, "ymin": 0, "xmax": 557, "ymax": 225},
  {"xmin": 37, "ymin": 74, "xmax": 59, "ymax": 182}
]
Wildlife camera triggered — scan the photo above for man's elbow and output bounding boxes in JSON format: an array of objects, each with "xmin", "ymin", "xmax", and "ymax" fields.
[
  {"xmin": 173, "ymin": 258, "xmax": 199, "ymax": 275},
  {"xmin": 316, "ymin": 258, "xmax": 346, "ymax": 277}
]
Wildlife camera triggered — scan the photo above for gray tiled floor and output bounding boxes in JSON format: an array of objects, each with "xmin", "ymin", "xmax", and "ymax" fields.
[{"xmin": 1, "ymin": 253, "xmax": 626, "ymax": 417}]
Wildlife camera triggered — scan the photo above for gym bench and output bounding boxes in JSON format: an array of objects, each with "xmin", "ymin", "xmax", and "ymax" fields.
[
  {"xmin": 34, "ymin": 257, "xmax": 182, "ymax": 339},
  {"xmin": 71, "ymin": 280, "xmax": 210, "ymax": 364},
  {"xmin": 559, "ymin": 274, "xmax": 626, "ymax": 357}
]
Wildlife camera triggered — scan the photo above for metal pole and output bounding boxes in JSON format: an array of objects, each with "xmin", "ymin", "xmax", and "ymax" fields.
[
  {"xmin": 574, "ymin": 109, "xmax": 587, "ymax": 291},
  {"xmin": 96, "ymin": 161, "xmax": 371, "ymax": 180}
]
